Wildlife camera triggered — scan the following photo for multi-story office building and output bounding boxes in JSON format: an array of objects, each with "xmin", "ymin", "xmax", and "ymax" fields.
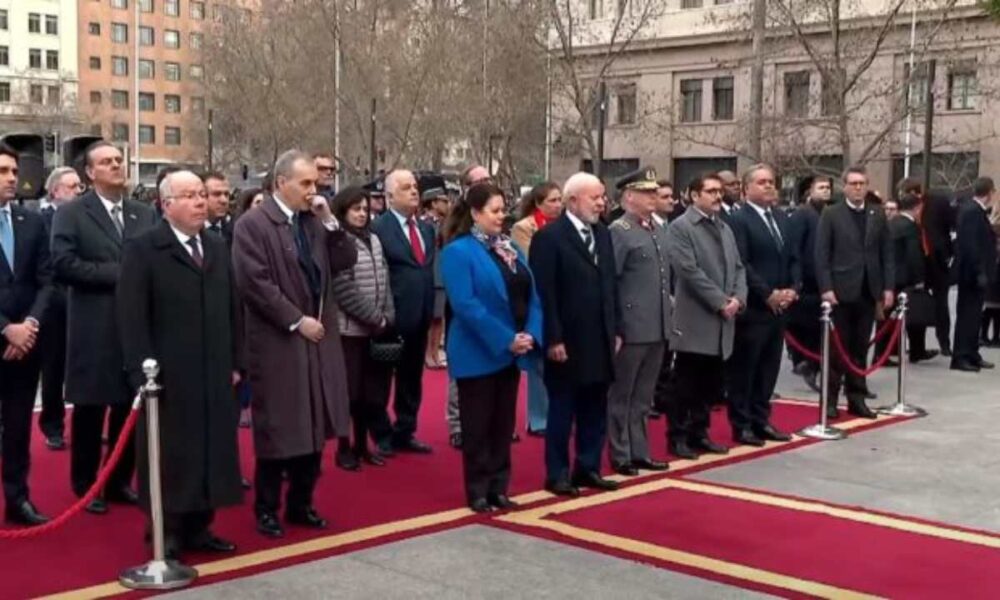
[{"xmin": 77, "ymin": 0, "xmax": 209, "ymax": 182}]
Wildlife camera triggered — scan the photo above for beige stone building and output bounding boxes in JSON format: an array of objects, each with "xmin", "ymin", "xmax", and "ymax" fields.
[{"xmin": 551, "ymin": 0, "xmax": 1000, "ymax": 198}]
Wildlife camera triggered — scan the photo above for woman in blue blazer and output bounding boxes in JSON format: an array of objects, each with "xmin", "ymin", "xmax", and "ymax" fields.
[{"xmin": 440, "ymin": 183, "xmax": 543, "ymax": 513}]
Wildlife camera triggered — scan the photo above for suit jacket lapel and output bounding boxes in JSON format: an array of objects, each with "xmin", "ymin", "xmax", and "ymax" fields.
[
  {"xmin": 560, "ymin": 215, "xmax": 597, "ymax": 268},
  {"xmin": 83, "ymin": 193, "xmax": 123, "ymax": 247},
  {"xmin": 153, "ymin": 221, "xmax": 202, "ymax": 274},
  {"xmin": 10, "ymin": 207, "xmax": 32, "ymax": 279}
]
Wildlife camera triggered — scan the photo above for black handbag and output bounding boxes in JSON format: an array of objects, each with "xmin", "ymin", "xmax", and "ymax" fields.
[
  {"xmin": 902, "ymin": 287, "xmax": 935, "ymax": 328},
  {"xmin": 369, "ymin": 333, "xmax": 404, "ymax": 363}
]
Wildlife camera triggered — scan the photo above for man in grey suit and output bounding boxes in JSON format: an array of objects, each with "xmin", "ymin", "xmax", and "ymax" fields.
[
  {"xmin": 665, "ymin": 173, "xmax": 747, "ymax": 460},
  {"xmin": 815, "ymin": 165, "xmax": 894, "ymax": 419},
  {"xmin": 607, "ymin": 168, "xmax": 672, "ymax": 476}
]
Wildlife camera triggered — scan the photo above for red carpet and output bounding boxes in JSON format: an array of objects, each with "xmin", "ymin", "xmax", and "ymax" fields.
[
  {"xmin": 0, "ymin": 371, "xmax": 885, "ymax": 598},
  {"xmin": 528, "ymin": 485, "xmax": 1000, "ymax": 599}
]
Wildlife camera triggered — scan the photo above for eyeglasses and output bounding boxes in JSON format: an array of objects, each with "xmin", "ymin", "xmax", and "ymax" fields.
[
  {"xmin": 165, "ymin": 190, "xmax": 208, "ymax": 200},
  {"xmin": 702, "ymin": 188, "xmax": 724, "ymax": 195}
]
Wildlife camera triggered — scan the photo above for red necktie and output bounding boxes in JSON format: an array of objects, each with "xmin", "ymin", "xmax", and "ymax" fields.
[{"xmin": 407, "ymin": 218, "xmax": 425, "ymax": 265}]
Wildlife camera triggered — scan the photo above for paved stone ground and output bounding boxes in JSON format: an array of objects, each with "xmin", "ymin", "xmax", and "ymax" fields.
[{"xmin": 166, "ymin": 330, "xmax": 1000, "ymax": 599}]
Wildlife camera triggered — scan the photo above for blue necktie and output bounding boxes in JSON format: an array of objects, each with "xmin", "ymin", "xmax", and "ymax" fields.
[{"xmin": 0, "ymin": 208, "xmax": 13, "ymax": 271}]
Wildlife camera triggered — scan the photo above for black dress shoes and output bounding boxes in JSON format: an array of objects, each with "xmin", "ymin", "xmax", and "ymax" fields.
[
  {"xmin": 864, "ymin": 390, "xmax": 878, "ymax": 400},
  {"xmin": 85, "ymin": 498, "xmax": 108, "ymax": 515},
  {"xmin": 286, "ymin": 507, "xmax": 327, "ymax": 529},
  {"xmin": 361, "ymin": 451, "xmax": 387, "ymax": 467},
  {"xmin": 469, "ymin": 498, "xmax": 495, "ymax": 513},
  {"xmin": 106, "ymin": 486, "xmax": 139, "ymax": 505},
  {"xmin": 632, "ymin": 458, "xmax": 669, "ymax": 471},
  {"xmin": 544, "ymin": 479, "xmax": 580, "ymax": 498},
  {"xmin": 335, "ymin": 450, "xmax": 361, "ymax": 472},
  {"xmin": 950, "ymin": 360, "xmax": 980, "ymax": 372},
  {"xmin": 754, "ymin": 424, "xmax": 792, "ymax": 442},
  {"xmin": 826, "ymin": 403, "xmax": 840, "ymax": 420},
  {"xmin": 526, "ymin": 428, "xmax": 546, "ymax": 438},
  {"xmin": 803, "ymin": 370, "xmax": 821, "ymax": 393},
  {"xmin": 449, "ymin": 433, "xmax": 463, "ymax": 449},
  {"xmin": 975, "ymin": 358, "xmax": 995, "ymax": 369},
  {"xmin": 186, "ymin": 534, "xmax": 237, "ymax": 553},
  {"xmin": 612, "ymin": 462, "xmax": 639, "ymax": 476},
  {"xmin": 909, "ymin": 350, "xmax": 939, "ymax": 363},
  {"xmin": 5, "ymin": 500, "xmax": 50, "ymax": 526},
  {"xmin": 571, "ymin": 471, "xmax": 620, "ymax": 491},
  {"xmin": 734, "ymin": 430, "xmax": 765, "ymax": 447},
  {"xmin": 376, "ymin": 440, "xmax": 396, "ymax": 458},
  {"xmin": 488, "ymin": 494, "xmax": 519, "ymax": 510},
  {"xmin": 45, "ymin": 435, "xmax": 66, "ymax": 450},
  {"xmin": 690, "ymin": 437, "xmax": 729, "ymax": 455},
  {"xmin": 940, "ymin": 346, "xmax": 953, "ymax": 357},
  {"xmin": 668, "ymin": 440, "xmax": 699, "ymax": 460},
  {"xmin": 395, "ymin": 438, "xmax": 433, "ymax": 454},
  {"xmin": 256, "ymin": 512, "xmax": 284, "ymax": 538},
  {"xmin": 847, "ymin": 398, "xmax": 877, "ymax": 419}
]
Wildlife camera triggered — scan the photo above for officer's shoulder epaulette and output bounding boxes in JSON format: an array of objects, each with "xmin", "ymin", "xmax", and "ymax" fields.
[{"xmin": 610, "ymin": 218, "xmax": 630, "ymax": 231}]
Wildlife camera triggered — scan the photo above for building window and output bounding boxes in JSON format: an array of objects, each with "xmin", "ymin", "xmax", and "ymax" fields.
[
  {"xmin": 46, "ymin": 86, "xmax": 60, "ymax": 106},
  {"xmin": 0, "ymin": 82, "xmax": 10, "ymax": 103},
  {"xmin": 615, "ymin": 84, "xmax": 637, "ymax": 125},
  {"xmin": 0, "ymin": 46, "xmax": 7, "ymax": 67},
  {"xmin": 29, "ymin": 13, "xmax": 41, "ymax": 34},
  {"xmin": 165, "ymin": 62, "xmax": 181, "ymax": 81},
  {"xmin": 112, "ymin": 123, "xmax": 129, "ymax": 142},
  {"xmin": 680, "ymin": 79, "xmax": 703, "ymax": 123},
  {"xmin": 139, "ymin": 92, "xmax": 156, "ymax": 111},
  {"xmin": 712, "ymin": 76, "xmax": 734, "ymax": 120},
  {"xmin": 30, "ymin": 85, "xmax": 44, "ymax": 104},
  {"xmin": 715, "ymin": 0, "xmax": 733, "ymax": 4},
  {"xmin": 165, "ymin": 0, "xmax": 180, "ymax": 17},
  {"xmin": 140, "ymin": 0, "xmax": 154, "ymax": 13},
  {"xmin": 46, "ymin": 50, "xmax": 59, "ymax": 70},
  {"xmin": 112, "ymin": 56, "xmax": 128, "ymax": 76},
  {"xmin": 112, "ymin": 23, "xmax": 128, "ymax": 43},
  {"xmin": 140, "ymin": 26, "xmax": 154, "ymax": 46},
  {"xmin": 904, "ymin": 62, "xmax": 927, "ymax": 110},
  {"xmin": 111, "ymin": 0, "xmax": 128, "ymax": 8},
  {"xmin": 190, "ymin": 32, "xmax": 203, "ymax": 50},
  {"xmin": 165, "ymin": 94, "xmax": 181, "ymax": 113},
  {"xmin": 165, "ymin": 30, "xmax": 180, "ymax": 49},
  {"xmin": 165, "ymin": 127, "xmax": 181, "ymax": 146},
  {"xmin": 191, "ymin": 1, "xmax": 205, "ymax": 19},
  {"xmin": 89, "ymin": 56, "xmax": 101, "ymax": 70},
  {"xmin": 45, "ymin": 15, "xmax": 58, "ymax": 35},
  {"xmin": 191, "ymin": 97, "xmax": 205, "ymax": 114},
  {"xmin": 90, "ymin": 91, "xmax": 102, "ymax": 104},
  {"xmin": 29, "ymin": 49, "xmax": 42, "ymax": 70},
  {"xmin": 784, "ymin": 70, "xmax": 810, "ymax": 118},
  {"xmin": 588, "ymin": 0, "xmax": 603, "ymax": 19},
  {"xmin": 948, "ymin": 64, "xmax": 977, "ymax": 111},
  {"xmin": 139, "ymin": 59, "xmax": 155, "ymax": 79},
  {"xmin": 681, "ymin": 0, "xmax": 703, "ymax": 8},
  {"xmin": 89, "ymin": 22, "xmax": 101, "ymax": 36},
  {"xmin": 139, "ymin": 125, "xmax": 156, "ymax": 145},
  {"xmin": 190, "ymin": 64, "xmax": 204, "ymax": 80},
  {"xmin": 112, "ymin": 90, "xmax": 129, "ymax": 109},
  {"xmin": 0, "ymin": 10, "xmax": 7, "ymax": 31}
]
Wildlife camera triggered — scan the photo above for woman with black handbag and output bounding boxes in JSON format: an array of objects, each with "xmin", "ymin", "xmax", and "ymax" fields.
[{"xmin": 330, "ymin": 186, "xmax": 397, "ymax": 470}]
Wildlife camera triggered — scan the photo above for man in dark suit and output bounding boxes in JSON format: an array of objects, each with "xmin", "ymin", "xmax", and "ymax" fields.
[
  {"xmin": 951, "ymin": 177, "xmax": 998, "ymax": 372},
  {"xmin": 203, "ymin": 171, "xmax": 234, "ymax": 245},
  {"xmin": 889, "ymin": 193, "xmax": 937, "ymax": 362},
  {"xmin": 530, "ymin": 172, "xmax": 620, "ymax": 497},
  {"xmin": 0, "ymin": 144, "xmax": 54, "ymax": 526},
  {"xmin": 815, "ymin": 165, "xmax": 894, "ymax": 419},
  {"xmin": 727, "ymin": 164, "xmax": 798, "ymax": 447},
  {"xmin": 370, "ymin": 169, "xmax": 436, "ymax": 454},
  {"xmin": 51, "ymin": 141, "xmax": 158, "ymax": 515},
  {"xmin": 923, "ymin": 188, "xmax": 956, "ymax": 355},
  {"xmin": 118, "ymin": 170, "xmax": 243, "ymax": 558},
  {"xmin": 34, "ymin": 167, "xmax": 83, "ymax": 450}
]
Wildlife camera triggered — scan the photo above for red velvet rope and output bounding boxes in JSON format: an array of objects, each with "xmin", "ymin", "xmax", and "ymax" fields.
[
  {"xmin": 830, "ymin": 319, "xmax": 902, "ymax": 377},
  {"xmin": 783, "ymin": 331, "xmax": 823, "ymax": 363},
  {"xmin": 0, "ymin": 398, "xmax": 142, "ymax": 539},
  {"xmin": 866, "ymin": 317, "xmax": 900, "ymax": 349}
]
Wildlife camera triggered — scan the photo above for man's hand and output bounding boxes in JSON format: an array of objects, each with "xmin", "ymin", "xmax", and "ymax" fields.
[
  {"xmin": 766, "ymin": 291, "xmax": 784, "ymax": 314},
  {"xmin": 615, "ymin": 336, "xmax": 623, "ymax": 354},
  {"xmin": 720, "ymin": 298, "xmax": 741, "ymax": 320},
  {"xmin": 2, "ymin": 322, "xmax": 38, "ymax": 353},
  {"xmin": 2, "ymin": 345, "xmax": 26, "ymax": 361},
  {"xmin": 298, "ymin": 317, "xmax": 326, "ymax": 343},
  {"xmin": 821, "ymin": 291, "xmax": 838, "ymax": 306},
  {"xmin": 547, "ymin": 343, "xmax": 568, "ymax": 363},
  {"xmin": 231, "ymin": 371, "xmax": 242, "ymax": 386},
  {"xmin": 882, "ymin": 290, "xmax": 895, "ymax": 311},
  {"xmin": 311, "ymin": 195, "xmax": 339, "ymax": 229}
]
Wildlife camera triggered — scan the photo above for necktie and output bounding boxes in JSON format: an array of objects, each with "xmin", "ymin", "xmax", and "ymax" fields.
[
  {"xmin": 764, "ymin": 209, "xmax": 783, "ymax": 249},
  {"xmin": 581, "ymin": 227, "xmax": 596, "ymax": 263},
  {"xmin": 110, "ymin": 205, "xmax": 124, "ymax": 238},
  {"xmin": 407, "ymin": 218, "xmax": 426, "ymax": 265},
  {"xmin": 186, "ymin": 237, "xmax": 203, "ymax": 268},
  {"xmin": 210, "ymin": 221, "xmax": 222, "ymax": 234},
  {"xmin": 0, "ymin": 208, "xmax": 13, "ymax": 270}
]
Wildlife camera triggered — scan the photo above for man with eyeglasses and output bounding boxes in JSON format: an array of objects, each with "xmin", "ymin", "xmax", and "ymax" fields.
[
  {"xmin": 315, "ymin": 153, "xmax": 338, "ymax": 199},
  {"xmin": 51, "ymin": 141, "xmax": 158, "ymax": 515},
  {"xmin": 35, "ymin": 167, "xmax": 83, "ymax": 450}
]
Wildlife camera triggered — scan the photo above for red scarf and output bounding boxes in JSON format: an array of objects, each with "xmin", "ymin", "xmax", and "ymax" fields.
[{"xmin": 533, "ymin": 208, "xmax": 554, "ymax": 231}]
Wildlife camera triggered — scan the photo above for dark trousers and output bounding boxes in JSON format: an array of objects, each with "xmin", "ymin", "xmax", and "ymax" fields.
[
  {"xmin": 728, "ymin": 317, "xmax": 783, "ymax": 434},
  {"xmin": 38, "ymin": 294, "xmax": 66, "ymax": 439},
  {"xmin": 162, "ymin": 510, "xmax": 214, "ymax": 548},
  {"xmin": 787, "ymin": 294, "xmax": 822, "ymax": 371},
  {"xmin": 875, "ymin": 322, "xmax": 928, "ymax": 358},
  {"xmin": 0, "ymin": 353, "xmax": 41, "ymax": 505},
  {"xmin": 668, "ymin": 352, "xmax": 723, "ymax": 444},
  {"xmin": 652, "ymin": 342, "xmax": 675, "ymax": 413},
  {"xmin": 456, "ymin": 364, "xmax": 519, "ymax": 502},
  {"xmin": 981, "ymin": 308, "xmax": 1000, "ymax": 341},
  {"xmin": 342, "ymin": 335, "xmax": 393, "ymax": 451},
  {"xmin": 954, "ymin": 285, "xmax": 985, "ymax": 363},
  {"xmin": 928, "ymin": 263, "xmax": 952, "ymax": 351},
  {"xmin": 70, "ymin": 404, "xmax": 136, "ymax": 496},
  {"xmin": 389, "ymin": 326, "xmax": 429, "ymax": 443},
  {"xmin": 254, "ymin": 452, "xmax": 321, "ymax": 516},
  {"xmin": 827, "ymin": 299, "xmax": 876, "ymax": 403},
  {"xmin": 544, "ymin": 381, "xmax": 608, "ymax": 482}
]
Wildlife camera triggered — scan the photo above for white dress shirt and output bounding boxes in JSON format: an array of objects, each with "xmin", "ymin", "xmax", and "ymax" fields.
[
  {"xmin": 389, "ymin": 207, "xmax": 424, "ymax": 253},
  {"xmin": 565, "ymin": 210, "xmax": 593, "ymax": 245},
  {"xmin": 169, "ymin": 224, "xmax": 201, "ymax": 259}
]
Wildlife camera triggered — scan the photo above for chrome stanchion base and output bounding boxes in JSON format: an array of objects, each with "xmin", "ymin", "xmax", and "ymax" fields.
[
  {"xmin": 876, "ymin": 403, "xmax": 928, "ymax": 418},
  {"xmin": 119, "ymin": 560, "xmax": 197, "ymax": 590},
  {"xmin": 797, "ymin": 423, "xmax": 848, "ymax": 440}
]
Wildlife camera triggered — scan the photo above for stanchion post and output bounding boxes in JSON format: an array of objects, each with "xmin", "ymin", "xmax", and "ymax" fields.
[
  {"xmin": 798, "ymin": 301, "xmax": 848, "ymax": 440},
  {"xmin": 119, "ymin": 359, "xmax": 198, "ymax": 590},
  {"xmin": 877, "ymin": 292, "xmax": 928, "ymax": 417}
]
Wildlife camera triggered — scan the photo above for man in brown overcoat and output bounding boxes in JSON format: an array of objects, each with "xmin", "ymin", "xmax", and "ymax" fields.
[{"xmin": 232, "ymin": 150, "xmax": 357, "ymax": 538}]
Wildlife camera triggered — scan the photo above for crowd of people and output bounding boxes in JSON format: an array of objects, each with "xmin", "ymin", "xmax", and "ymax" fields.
[{"xmin": 1, "ymin": 140, "xmax": 998, "ymax": 562}]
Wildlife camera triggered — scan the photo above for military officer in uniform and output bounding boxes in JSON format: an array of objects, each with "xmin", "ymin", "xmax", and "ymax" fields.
[{"xmin": 607, "ymin": 168, "xmax": 672, "ymax": 475}]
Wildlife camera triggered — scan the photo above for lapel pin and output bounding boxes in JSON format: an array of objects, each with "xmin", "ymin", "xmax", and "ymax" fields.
[
  {"xmin": 16, "ymin": 215, "xmax": 24, "ymax": 221},
  {"xmin": 129, "ymin": 213, "xmax": 137, "ymax": 220}
]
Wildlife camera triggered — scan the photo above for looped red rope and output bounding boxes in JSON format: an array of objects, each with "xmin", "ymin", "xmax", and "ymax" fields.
[
  {"xmin": 830, "ymin": 318, "xmax": 902, "ymax": 377},
  {"xmin": 0, "ymin": 396, "xmax": 142, "ymax": 539},
  {"xmin": 866, "ymin": 317, "xmax": 900, "ymax": 349},
  {"xmin": 783, "ymin": 331, "xmax": 822, "ymax": 363}
]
